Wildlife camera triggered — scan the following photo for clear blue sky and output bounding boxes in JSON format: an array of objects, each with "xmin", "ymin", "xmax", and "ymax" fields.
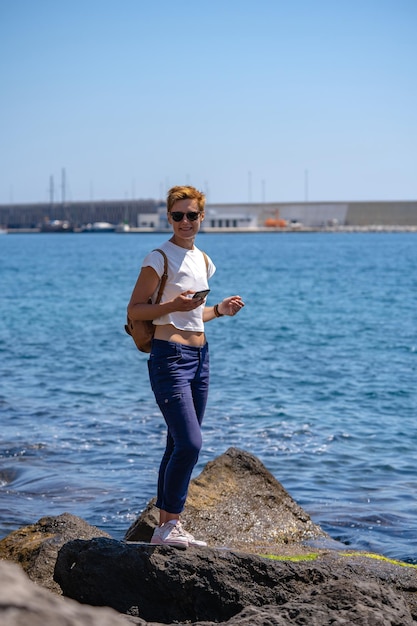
[{"xmin": 1, "ymin": 0, "xmax": 416, "ymax": 204}]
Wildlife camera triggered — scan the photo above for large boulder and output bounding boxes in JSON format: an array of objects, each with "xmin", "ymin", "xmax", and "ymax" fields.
[
  {"xmin": 2, "ymin": 448, "xmax": 417, "ymax": 625},
  {"xmin": 0, "ymin": 560, "xmax": 138, "ymax": 626},
  {"xmin": 125, "ymin": 447, "xmax": 326, "ymax": 550},
  {"xmin": 0, "ymin": 512, "xmax": 110, "ymax": 593},
  {"xmin": 54, "ymin": 538, "xmax": 415, "ymax": 625}
]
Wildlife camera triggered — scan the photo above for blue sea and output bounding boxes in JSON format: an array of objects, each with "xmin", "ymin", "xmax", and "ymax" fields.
[{"xmin": 1, "ymin": 232, "xmax": 416, "ymax": 563}]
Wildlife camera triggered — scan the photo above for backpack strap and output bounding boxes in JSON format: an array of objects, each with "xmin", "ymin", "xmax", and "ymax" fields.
[
  {"xmin": 153, "ymin": 249, "xmax": 168, "ymax": 304},
  {"xmin": 124, "ymin": 249, "xmax": 169, "ymax": 343}
]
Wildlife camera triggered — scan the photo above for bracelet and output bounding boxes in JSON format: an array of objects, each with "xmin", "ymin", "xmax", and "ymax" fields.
[{"xmin": 214, "ymin": 303, "xmax": 224, "ymax": 318}]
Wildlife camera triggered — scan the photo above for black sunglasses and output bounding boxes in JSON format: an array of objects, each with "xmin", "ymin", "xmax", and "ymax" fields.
[{"xmin": 170, "ymin": 211, "xmax": 201, "ymax": 222}]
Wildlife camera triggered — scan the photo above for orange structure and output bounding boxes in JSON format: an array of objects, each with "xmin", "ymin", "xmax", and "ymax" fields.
[{"xmin": 264, "ymin": 209, "xmax": 287, "ymax": 228}]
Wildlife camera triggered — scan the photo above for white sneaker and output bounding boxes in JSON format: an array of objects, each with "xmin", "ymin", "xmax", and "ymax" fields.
[
  {"xmin": 150, "ymin": 522, "xmax": 189, "ymax": 549},
  {"xmin": 176, "ymin": 521, "xmax": 207, "ymax": 547}
]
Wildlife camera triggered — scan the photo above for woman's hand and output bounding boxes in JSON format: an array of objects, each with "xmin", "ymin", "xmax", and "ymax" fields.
[
  {"xmin": 170, "ymin": 291, "xmax": 207, "ymax": 312},
  {"xmin": 218, "ymin": 295, "xmax": 245, "ymax": 316}
]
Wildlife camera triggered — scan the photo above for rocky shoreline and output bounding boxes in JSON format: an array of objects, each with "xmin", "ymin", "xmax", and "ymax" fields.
[{"xmin": 1, "ymin": 448, "xmax": 416, "ymax": 625}]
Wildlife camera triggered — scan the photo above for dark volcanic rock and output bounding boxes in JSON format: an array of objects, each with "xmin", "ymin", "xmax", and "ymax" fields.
[
  {"xmin": 0, "ymin": 511, "xmax": 110, "ymax": 593},
  {"xmin": 0, "ymin": 560, "xmax": 137, "ymax": 626},
  {"xmin": 3, "ymin": 448, "xmax": 417, "ymax": 625},
  {"xmin": 54, "ymin": 538, "xmax": 415, "ymax": 625},
  {"xmin": 125, "ymin": 447, "xmax": 327, "ymax": 550}
]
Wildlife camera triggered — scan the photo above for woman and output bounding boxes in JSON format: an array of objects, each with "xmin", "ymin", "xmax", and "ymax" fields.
[{"xmin": 127, "ymin": 185, "xmax": 244, "ymax": 548}]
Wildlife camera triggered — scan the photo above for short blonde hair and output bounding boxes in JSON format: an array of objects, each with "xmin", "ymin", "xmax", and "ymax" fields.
[{"xmin": 167, "ymin": 185, "xmax": 206, "ymax": 213}]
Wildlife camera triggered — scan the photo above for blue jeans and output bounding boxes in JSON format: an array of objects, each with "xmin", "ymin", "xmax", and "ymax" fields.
[{"xmin": 148, "ymin": 339, "xmax": 210, "ymax": 514}]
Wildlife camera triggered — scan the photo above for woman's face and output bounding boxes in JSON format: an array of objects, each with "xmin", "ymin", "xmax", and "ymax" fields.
[{"xmin": 168, "ymin": 198, "xmax": 204, "ymax": 246}]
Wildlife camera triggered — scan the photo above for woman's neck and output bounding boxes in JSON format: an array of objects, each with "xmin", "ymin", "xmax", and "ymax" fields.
[{"xmin": 169, "ymin": 235, "xmax": 195, "ymax": 250}]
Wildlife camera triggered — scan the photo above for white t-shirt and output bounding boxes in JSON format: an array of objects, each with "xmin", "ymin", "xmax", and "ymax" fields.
[{"xmin": 141, "ymin": 240, "xmax": 216, "ymax": 332}]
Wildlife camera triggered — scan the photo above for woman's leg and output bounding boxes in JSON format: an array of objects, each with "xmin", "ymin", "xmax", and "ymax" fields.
[
  {"xmin": 156, "ymin": 433, "xmax": 178, "ymax": 525},
  {"xmin": 149, "ymin": 341, "xmax": 209, "ymax": 517},
  {"xmin": 155, "ymin": 383, "xmax": 203, "ymax": 513}
]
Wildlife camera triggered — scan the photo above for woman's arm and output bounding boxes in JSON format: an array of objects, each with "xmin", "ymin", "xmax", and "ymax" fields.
[
  {"xmin": 127, "ymin": 266, "xmax": 166, "ymax": 321},
  {"xmin": 203, "ymin": 295, "xmax": 245, "ymax": 322}
]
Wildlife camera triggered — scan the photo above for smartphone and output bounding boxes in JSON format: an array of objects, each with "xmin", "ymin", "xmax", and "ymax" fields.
[{"xmin": 192, "ymin": 289, "xmax": 210, "ymax": 299}]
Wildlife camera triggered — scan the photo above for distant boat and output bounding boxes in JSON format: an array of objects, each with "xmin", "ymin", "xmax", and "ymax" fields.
[
  {"xmin": 40, "ymin": 220, "xmax": 73, "ymax": 233},
  {"xmin": 83, "ymin": 222, "xmax": 116, "ymax": 232},
  {"xmin": 115, "ymin": 222, "xmax": 130, "ymax": 233},
  {"xmin": 264, "ymin": 218, "xmax": 287, "ymax": 228},
  {"xmin": 264, "ymin": 208, "xmax": 287, "ymax": 229}
]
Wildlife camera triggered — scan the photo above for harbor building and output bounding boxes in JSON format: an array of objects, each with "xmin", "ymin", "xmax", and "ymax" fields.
[{"xmin": 1, "ymin": 199, "xmax": 417, "ymax": 232}]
